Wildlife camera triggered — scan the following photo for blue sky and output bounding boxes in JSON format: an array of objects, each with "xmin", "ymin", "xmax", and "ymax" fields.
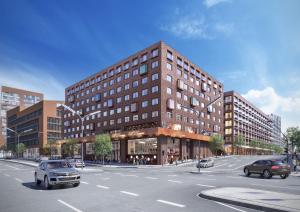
[{"xmin": 0, "ymin": 0, "xmax": 299, "ymax": 130}]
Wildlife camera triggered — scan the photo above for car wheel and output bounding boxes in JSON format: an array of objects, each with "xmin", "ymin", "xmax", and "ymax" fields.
[
  {"xmin": 280, "ymin": 174, "xmax": 288, "ymax": 179},
  {"xmin": 35, "ymin": 173, "xmax": 41, "ymax": 185},
  {"xmin": 263, "ymin": 170, "xmax": 272, "ymax": 179},
  {"xmin": 244, "ymin": 168, "xmax": 251, "ymax": 177},
  {"xmin": 44, "ymin": 176, "xmax": 52, "ymax": 189},
  {"xmin": 73, "ymin": 182, "xmax": 80, "ymax": 187}
]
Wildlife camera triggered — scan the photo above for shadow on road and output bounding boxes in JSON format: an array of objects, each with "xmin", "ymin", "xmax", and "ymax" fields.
[
  {"xmin": 237, "ymin": 174, "xmax": 289, "ymax": 180},
  {"xmin": 22, "ymin": 182, "xmax": 75, "ymax": 190}
]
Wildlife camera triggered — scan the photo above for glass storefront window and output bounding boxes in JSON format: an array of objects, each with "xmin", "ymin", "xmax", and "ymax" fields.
[{"xmin": 128, "ymin": 138, "xmax": 157, "ymax": 155}]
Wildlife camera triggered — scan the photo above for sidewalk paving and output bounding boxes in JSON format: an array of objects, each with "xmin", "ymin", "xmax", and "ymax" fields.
[{"xmin": 200, "ymin": 187, "xmax": 300, "ymax": 212}]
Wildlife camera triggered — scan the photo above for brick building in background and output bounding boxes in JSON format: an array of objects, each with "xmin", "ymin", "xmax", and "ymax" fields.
[
  {"xmin": 63, "ymin": 41, "xmax": 223, "ymax": 165},
  {"xmin": 224, "ymin": 91, "xmax": 272, "ymax": 154},
  {"xmin": 6, "ymin": 100, "xmax": 63, "ymax": 158},
  {"xmin": 0, "ymin": 86, "xmax": 43, "ymax": 147}
]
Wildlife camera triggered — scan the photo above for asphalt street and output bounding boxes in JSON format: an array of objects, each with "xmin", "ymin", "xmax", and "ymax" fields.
[{"xmin": 0, "ymin": 155, "xmax": 299, "ymax": 212}]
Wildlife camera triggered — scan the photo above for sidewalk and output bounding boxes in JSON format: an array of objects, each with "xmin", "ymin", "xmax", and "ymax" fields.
[{"xmin": 200, "ymin": 187, "xmax": 300, "ymax": 212}]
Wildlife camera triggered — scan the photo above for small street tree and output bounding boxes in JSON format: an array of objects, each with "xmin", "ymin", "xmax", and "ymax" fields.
[
  {"xmin": 233, "ymin": 135, "xmax": 245, "ymax": 155},
  {"xmin": 62, "ymin": 139, "xmax": 79, "ymax": 158},
  {"xmin": 94, "ymin": 134, "xmax": 113, "ymax": 165},
  {"xmin": 286, "ymin": 127, "xmax": 300, "ymax": 152},
  {"xmin": 16, "ymin": 143, "xmax": 26, "ymax": 157},
  {"xmin": 40, "ymin": 145, "xmax": 51, "ymax": 156},
  {"xmin": 209, "ymin": 134, "xmax": 224, "ymax": 156}
]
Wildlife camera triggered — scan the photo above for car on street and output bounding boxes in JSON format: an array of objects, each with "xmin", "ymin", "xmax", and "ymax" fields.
[
  {"xmin": 66, "ymin": 158, "xmax": 85, "ymax": 168},
  {"xmin": 244, "ymin": 159, "xmax": 291, "ymax": 179},
  {"xmin": 196, "ymin": 158, "xmax": 214, "ymax": 168},
  {"xmin": 34, "ymin": 160, "xmax": 80, "ymax": 189}
]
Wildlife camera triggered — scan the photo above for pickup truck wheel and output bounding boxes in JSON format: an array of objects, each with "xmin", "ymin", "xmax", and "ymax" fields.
[
  {"xmin": 35, "ymin": 173, "xmax": 41, "ymax": 185},
  {"xmin": 280, "ymin": 174, "xmax": 288, "ymax": 179},
  {"xmin": 44, "ymin": 176, "xmax": 52, "ymax": 189},
  {"xmin": 73, "ymin": 182, "xmax": 80, "ymax": 187}
]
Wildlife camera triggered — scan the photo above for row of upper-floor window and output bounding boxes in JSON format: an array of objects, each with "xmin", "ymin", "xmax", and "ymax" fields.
[
  {"xmin": 64, "ymin": 111, "xmax": 159, "ymax": 134},
  {"xmin": 7, "ymin": 109, "xmax": 42, "ymax": 126},
  {"xmin": 67, "ymin": 49, "xmax": 160, "ymax": 95},
  {"xmin": 67, "ymin": 72, "xmax": 160, "ymax": 103},
  {"xmin": 63, "ymin": 98, "xmax": 160, "ymax": 121}
]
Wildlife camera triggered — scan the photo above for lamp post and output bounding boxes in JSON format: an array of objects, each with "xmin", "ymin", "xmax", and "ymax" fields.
[
  {"xmin": 7, "ymin": 128, "xmax": 33, "ymax": 158},
  {"xmin": 181, "ymin": 94, "xmax": 223, "ymax": 172},
  {"xmin": 60, "ymin": 104, "xmax": 101, "ymax": 168}
]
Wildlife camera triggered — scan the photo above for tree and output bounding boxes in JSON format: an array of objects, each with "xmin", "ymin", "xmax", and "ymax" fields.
[
  {"xmin": 94, "ymin": 134, "xmax": 113, "ymax": 164},
  {"xmin": 62, "ymin": 139, "xmax": 79, "ymax": 158},
  {"xmin": 286, "ymin": 127, "xmax": 300, "ymax": 152},
  {"xmin": 233, "ymin": 135, "xmax": 245, "ymax": 155},
  {"xmin": 209, "ymin": 134, "xmax": 224, "ymax": 156},
  {"xmin": 16, "ymin": 143, "xmax": 26, "ymax": 157},
  {"xmin": 40, "ymin": 145, "xmax": 51, "ymax": 156}
]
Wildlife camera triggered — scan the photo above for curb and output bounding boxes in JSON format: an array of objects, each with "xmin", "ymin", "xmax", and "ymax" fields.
[
  {"xmin": 0, "ymin": 159, "xmax": 37, "ymax": 168},
  {"xmin": 199, "ymin": 191, "xmax": 290, "ymax": 212}
]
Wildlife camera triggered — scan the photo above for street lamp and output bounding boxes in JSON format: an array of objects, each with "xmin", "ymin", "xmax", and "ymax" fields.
[
  {"xmin": 6, "ymin": 128, "xmax": 33, "ymax": 158},
  {"xmin": 59, "ymin": 104, "xmax": 101, "ymax": 167},
  {"xmin": 181, "ymin": 94, "xmax": 223, "ymax": 172}
]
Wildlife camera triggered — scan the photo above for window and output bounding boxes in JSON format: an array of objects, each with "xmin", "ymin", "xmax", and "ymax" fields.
[
  {"xmin": 151, "ymin": 73, "xmax": 159, "ymax": 81},
  {"xmin": 117, "ymin": 97, "xmax": 122, "ymax": 103},
  {"xmin": 225, "ymin": 120, "xmax": 232, "ymax": 127},
  {"xmin": 141, "ymin": 54, "xmax": 147, "ymax": 62},
  {"xmin": 177, "ymin": 68, "xmax": 182, "ymax": 76},
  {"xmin": 225, "ymin": 128, "xmax": 232, "ymax": 135},
  {"xmin": 117, "ymin": 118, "xmax": 122, "ymax": 124},
  {"xmin": 133, "ymin": 92, "xmax": 138, "ymax": 99},
  {"xmin": 133, "ymin": 80, "xmax": 138, "ymax": 88},
  {"xmin": 125, "ymin": 105, "xmax": 130, "ymax": 112},
  {"xmin": 107, "ymin": 99, "xmax": 113, "ymax": 107},
  {"xmin": 176, "ymin": 92, "xmax": 181, "ymax": 99},
  {"xmin": 142, "ymin": 101, "xmax": 148, "ymax": 108},
  {"xmin": 152, "ymin": 61, "xmax": 158, "ymax": 69},
  {"xmin": 152, "ymin": 111, "xmax": 159, "ymax": 117},
  {"xmin": 142, "ymin": 113, "xmax": 148, "ymax": 119},
  {"xmin": 165, "ymin": 62, "xmax": 172, "ymax": 70},
  {"xmin": 152, "ymin": 86, "xmax": 158, "ymax": 93},
  {"xmin": 167, "ymin": 87, "xmax": 172, "ymax": 95},
  {"xmin": 139, "ymin": 64, "xmax": 148, "ymax": 75},
  {"xmin": 167, "ymin": 51, "xmax": 173, "ymax": 61},
  {"xmin": 166, "ymin": 75, "xmax": 172, "ymax": 83},
  {"xmin": 142, "ymin": 77, "xmax": 148, "ymax": 84},
  {"xmin": 152, "ymin": 98, "xmax": 159, "ymax": 105},
  {"xmin": 124, "ymin": 73, "xmax": 130, "ymax": 79},
  {"xmin": 132, "ymin": 58, "xmax": 138, "ymax": 66},
  {"xmin": 125, "ymin": 84, "xmax": 130, "ymax": 90},
  {"xmin": 125, "ymin": 95, "xmax": 130, "ymax": 101},
  {"xmin": 117, "ymin": 76, "xmax": 122, "ymax": 83},
  {"xmin": 125, "ymin": 116, "xmax": 130, "ymax": 123},
  {"xmin": 131, "ymin": 103, "xmax": 137, "ymax": 112},
  {"xmin": 117, "ymin": 87, "xmax": 122, "ymax": 93},
  {"xmin": 152, "ymin": 49, "xmax": 158, "ymax": 58},
  {"xmin": 132, "ymin": 69, "xmax": 138, "ymax": 76},
  {"xmin": 117, "ymin": 108, "xmax": 122, "ymax": 113},
  {"xmin": 142, "ymin": 89, "xmax": 148, "ymax": 96},
  {"xmin": 109, "ymin": 89, "xmax": 115, "ymax": 95},
  {"xmin": 110, "ymin": 109, "xmax": 114, "ymax": 115},
  {"xmin": 133, "ymin": 115, "xmax": 139, "ymax": 121}
]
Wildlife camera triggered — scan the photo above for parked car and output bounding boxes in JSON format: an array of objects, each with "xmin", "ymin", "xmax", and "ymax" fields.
[
  {"xmin": 196, "ymin": 158, "xmax": 214, "ymax": 168},
  {"xmin": 244, "ymin": 159, "xmax": 291, "ymax": 179},
  {"xmin": 67, "ymin": 158, "xmax": 85, "ymax": 168},
  {"xmin": 34, "ymin": 160, "xmax": 80, "ymax": 189}
]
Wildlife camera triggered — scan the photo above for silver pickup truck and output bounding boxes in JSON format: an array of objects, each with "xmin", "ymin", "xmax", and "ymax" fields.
[{"xmin": 34, "ymin": 160, "xmax": 80, "ymax": 189}]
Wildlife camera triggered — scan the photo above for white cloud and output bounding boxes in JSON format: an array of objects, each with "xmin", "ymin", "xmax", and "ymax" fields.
[
  {"xmin": 203, "ymin": 0, "xmax": 231, "ymax": 8},
  {"xmin": 214, "ymin": 22, "xmax": 234, "ymax": 36},
  {"xmin": 242, "ymin": 87, "xmax": 300, "ymax": 131},
  {"xmin": 161, "ymin": 15, "xmax": 211, "ymax": 39},
  {"xmin": 0, "ymin": 63, "xmax": 66, "ymax": 100}
]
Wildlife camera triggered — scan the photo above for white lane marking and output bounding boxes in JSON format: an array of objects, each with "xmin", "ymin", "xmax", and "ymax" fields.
[
  {"xmin": 210, "ymin": 163, "xmax": 228, "ymax": 168},
  {"xmin": 196, "ymin": 184, "xmax": 216, "ymax": 188},
  {"xmin": 4, "ymin": 174, "xmax": 10, "ymax": 177},
  {"xmin": 215, "ymin": 201, "xmax": 246, "ymax": 212},
  {"xmin": 227, "ymin": 176, "xmax": 243, "ymax": 179},
  {"xmin": 96, "ymin": 185, "xmax": 110, "ymax": 189},
  {"xmin": 102, "ymin": 177, "xmax": 110, "ymax": 180},
  {"xmin": 145, "ymin": 177, "xmax": 158, "ymax": 180},
  {"xmin": 57, "ymin": 200, "xmax": 83, "ymax": 212},
  {"xmin": 167, "ymin": 174, "xmax": 177, "ymax": 177},
  {"xmin": 121, "ymin": 174, "xmax": 138, "ymax": 177},
  {"xmin": 120, "ymin": 191, "xmax": 139, "ymax": 197},
  {"xmin": 206, "ymin": 175, "xmax": 215, "ymax": 177},
  {"xmin": 15, "ymin": 178, "xmax": 24, "ymax": 183},
  {"xmin": 94, "ymin": 173, "xmax": 102, "ymax": 176},
  {"xmin": 251, "ymin": 183, "xmax": 300, "ymax": 191},
  {"xmin": 167, "ymin": 180, "xmax": 183, "ymax": 184},
  {"xmin": 81, "ymin": 181, "xmax": 89, "ymax": 184},
  {"xmin": 5, "ymin": 165, "xmax": 20, "ymax": 170},
  {"xmin": 157, "ymin": 200, "xmax": 186, "ymax": 208}
]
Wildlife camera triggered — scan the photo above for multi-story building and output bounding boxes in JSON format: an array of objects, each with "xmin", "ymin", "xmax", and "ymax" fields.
[
  {"xmin": 0, "ymin": 86, "xmax": 43, "ymax": 147},
  {"xmin": 63, "ymin": 41, "xmax": 224, "ymax": 165},
  {"xmin": 268, "ymin": 113, "xmax": 283, "ymax": 147},
  {"xmin": 224, "ymin": 91, "xmax": 272, "ymax": 154},
  {"xmin": 6, "ymin": 100, "xmax": 63, "ymax": 158}
]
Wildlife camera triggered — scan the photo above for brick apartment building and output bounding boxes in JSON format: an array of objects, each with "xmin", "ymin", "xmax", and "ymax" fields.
[
  {"xmin": 63, "ymin": 41, "xmax": 224, "ymax": 165},
  {"xmin": 224, "ymin": 91, "xmax": 272, "ymax": 154},
  {"xmin": 0, "ymin": 86, "xmax": 43, "ymax": 147},
  {"xmin": 7, "ymin": 100, "xmax": 63, "ymax": 158}
]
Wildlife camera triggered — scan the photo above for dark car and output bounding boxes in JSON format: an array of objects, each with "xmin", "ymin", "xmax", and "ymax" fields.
[{"xmin": 244, "ymin": 160, "xmax": 291, "ymax": 179}]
